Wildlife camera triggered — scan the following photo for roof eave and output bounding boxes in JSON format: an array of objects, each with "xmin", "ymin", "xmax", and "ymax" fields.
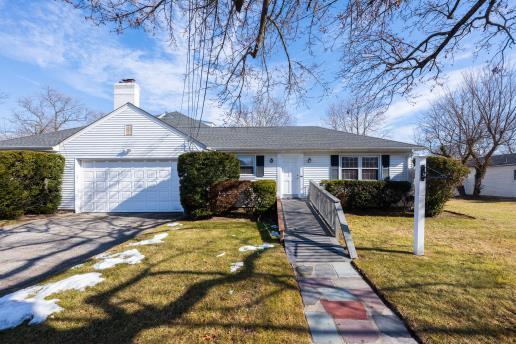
[
  {"xmin": 0, "ymin": 146, "xmax": 56, "ymax": 151},
  {"xmin": 212, "ymin": 146, "xmax": 424, "ymax": 153}
]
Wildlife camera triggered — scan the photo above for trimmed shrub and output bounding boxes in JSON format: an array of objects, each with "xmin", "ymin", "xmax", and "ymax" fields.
[
  {"xmin": 425, "ymin": 156, "xmax": 469, "ymax": 217},
  {"xmin": 209, "ymin": 179, "xmax": 251, "ymax": 215},
  {"xmin": 177, "ymin": 151, "xmax": 240, "ymax": 218},
  {"xmin": 0, "ymin": 150, "xmax": 65, "ymax": 219},
  {"xmin": 250, "ymin": 180, "xmax": 277, "ymax": 215},
  {"xmin": 321, "ymin": 180, "xmax": 412, "ymax": 210}
]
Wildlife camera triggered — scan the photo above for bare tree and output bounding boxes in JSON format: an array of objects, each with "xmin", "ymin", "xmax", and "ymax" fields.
[
  {"xmin": 466, "ymin": 67, "xmax": 516, "ymax": 195},
  {"xmin": 325, "ymin": 98, "xmax": 386, "ymax": 136},
  {"xmin": 10, "ymin": 87, "xmax": 99, "ymax": 136},
  {"xmin": 223, "ymin": 94, "xmax": 293, "ymax": 126},
  {"xmin": 418, "ymin": 66, "xmax": 516, "ymax": 196},
  {"xmin": 64, "ymin": 0, "xmax": 515, "ymax": 116},
  {"xmin": 0, "ymin": 91, "xmax": 7, "ymax": 103}
]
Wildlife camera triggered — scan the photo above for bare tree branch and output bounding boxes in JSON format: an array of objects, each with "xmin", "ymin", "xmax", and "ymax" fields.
[
  {"xmin": 325, "ymin": 97, "xmax": 386, "ymax": 136},
  {"xmin": 10, "ymin": 86, "xmax": 101, "ymax": 136},
  {"xmin": 63, "ymin": 0, "xmax": 516, "ymax": 113},
  {"xmin": 418, "ymin": 66, "xmax": 516, "ymax": 196},
  {"xmin": 223, "ymin": 93, "xmax": 293, "ymax": 126}
]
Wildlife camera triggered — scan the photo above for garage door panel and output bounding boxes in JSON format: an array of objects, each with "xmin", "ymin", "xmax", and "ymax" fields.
[
  {"xmin": 80, "ymin": 159, "xmax": 178, "ymax": 212},
  {"xmin": 134, "ymin": 170, "xmax": 144, "ymax": 179}
]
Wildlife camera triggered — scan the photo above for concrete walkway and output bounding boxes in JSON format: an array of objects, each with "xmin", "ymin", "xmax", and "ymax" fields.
[
  {"xmin": 0, "ymin": 213, "xmax": 176, "ymax": 295},
  {"xmin": 282, "ymin": 199, "xmax": 416, "ymax": 344}
]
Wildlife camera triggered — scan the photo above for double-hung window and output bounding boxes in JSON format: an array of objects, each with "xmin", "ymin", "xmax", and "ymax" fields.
[
  {"xmin": 237, "ymin": 155, "xmax": 255, "ymax": 175},
  {"xmin": 340, "ymin": 156, "xmax": 379, "ymax": 180},
  {"xmin": 362, "ymin": 157, "xmax": 379, "ymax": 180},
  {"xmin": 341, "ymin": 157, "xmax": 359, "ymax": 180}
]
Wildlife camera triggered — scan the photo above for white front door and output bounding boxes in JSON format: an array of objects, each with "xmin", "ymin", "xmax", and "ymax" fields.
[
  {"xmin": 279, "ymin": 154, "xmax": 303, "ymax": 198},
  {"xmin": 79, "ymin": 159, "xmax": 181, "ymax": 212}
]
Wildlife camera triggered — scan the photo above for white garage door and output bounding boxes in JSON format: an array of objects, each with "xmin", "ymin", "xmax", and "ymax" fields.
[{"xmin": 79, "ymin": 160, "xmax": 181, "ymax": 212}]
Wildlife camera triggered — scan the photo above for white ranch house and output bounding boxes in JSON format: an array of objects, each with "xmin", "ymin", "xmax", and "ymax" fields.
[
  {"xmin": 463, "ymin": 153, "xmax": 516, "ymax": 198},
  {"xmin": 0, "ymin": 80, "xmax": 423, "ymax": 213}
]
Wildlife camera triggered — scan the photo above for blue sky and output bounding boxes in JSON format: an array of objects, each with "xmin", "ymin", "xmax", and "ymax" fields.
[{"xmin": 0, "ymin": 1, "xmax": 507, "ymax": 143}]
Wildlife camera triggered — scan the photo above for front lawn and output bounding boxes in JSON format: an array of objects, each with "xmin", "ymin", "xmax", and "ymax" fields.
[
  {"xmin": 347, "ymin": 198, "xmax": 516, "ymax": 343},
  {"xmin": 0, "ymin": 219, "xmax": 310, "ymax": 343}
]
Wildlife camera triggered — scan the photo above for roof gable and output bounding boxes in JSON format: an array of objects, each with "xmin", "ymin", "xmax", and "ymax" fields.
[{"xmin": 60, "ymin": 103, "xmax": 206, "ymax": 149}]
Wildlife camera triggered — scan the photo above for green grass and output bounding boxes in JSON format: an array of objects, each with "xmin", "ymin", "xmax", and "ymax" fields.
[
  {"xmin": 347, "ymin": 198, "xmax": 516, "ymax": 344},
  {"xmin": 0, "ymin": 218, "xmax": 310, "ymax": 344}
]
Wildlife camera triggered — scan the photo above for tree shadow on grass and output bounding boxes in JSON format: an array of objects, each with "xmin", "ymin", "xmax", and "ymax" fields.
[
  {"xmin": 355, "ymin": 246, "xmax": 413, "ymax": 255},
  {"xmin": 347, "ymin": 209, "xmax": 414, "ymax": 218},
  {"xmin": 455, "ymin": 196, "xmax": 516, "ymax": 203},
  {"xmin": 0, "ymin": 226, "xmax": 306, "ymax": 344}
]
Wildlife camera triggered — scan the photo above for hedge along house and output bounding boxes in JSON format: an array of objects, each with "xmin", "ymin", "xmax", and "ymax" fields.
[{"xmin": 0, "ymin": 80, "xmax": 424, "ymax": 213}]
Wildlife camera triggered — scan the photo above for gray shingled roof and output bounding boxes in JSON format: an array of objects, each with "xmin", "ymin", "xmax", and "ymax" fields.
[
  {"xmin": 0, "ymin": 114, "xmax": 422, "ymax": 151},
  {"xmin": 490, "ymin": 153, "xmax": 516, "ymax": 166},
  {"xmin": 467, "ymin": 153, "xmax": 516, "ymax": 167},
  {"xmin": 160, "ymin": 124, "xmax": 422, "ymax": 151},
  {"xmin": 0, "ymin": 127, "xmax": 85, "ymax": 149},
  {"xmin": 158, "ymin": 112, "xmax": 213, "ymax": 128}
]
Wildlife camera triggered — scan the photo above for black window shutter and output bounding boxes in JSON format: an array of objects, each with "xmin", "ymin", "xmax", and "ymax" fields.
[
  {"xmin": 381, "ymin": 155, "xmax": 390, "ymax": 180},
  {"xmin": 256, "ymin": 155, "xmax": 264, "ymax": 177},
  {"xmin": 381, "ymin": 155, "xmax": 390, "ymax": 167},
  {"xmin": 330, "ymin": 155, "xmax": 339, "ymax": 180}
]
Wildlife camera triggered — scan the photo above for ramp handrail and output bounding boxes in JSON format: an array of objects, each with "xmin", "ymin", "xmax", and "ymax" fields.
[{"xmin": 308, "ymin": 180, "xmax": 358, "ymax": 259}]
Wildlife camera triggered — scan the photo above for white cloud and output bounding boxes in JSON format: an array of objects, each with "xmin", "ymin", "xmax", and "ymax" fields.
[{"xmin": 0, "ymin": 2, "xmax": 224, "ymax": 122}]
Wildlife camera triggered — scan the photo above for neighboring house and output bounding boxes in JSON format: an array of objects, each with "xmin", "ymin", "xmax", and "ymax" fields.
[
  {"xmin": 0, "ymin": 80, "xmax": 423, "ymax": 213},
  {"xmin": 463, "ymin": 153, "xmax": 516, "ymax": 198}
]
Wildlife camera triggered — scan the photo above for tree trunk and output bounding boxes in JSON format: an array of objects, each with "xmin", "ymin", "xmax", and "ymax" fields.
[
  {"xmin": 472, "ymin": 166, "xmax": 486, "ymax": 197},
  {"xmin": 457, "ymin": 185, "xmax": 466, "ymax": 196}
]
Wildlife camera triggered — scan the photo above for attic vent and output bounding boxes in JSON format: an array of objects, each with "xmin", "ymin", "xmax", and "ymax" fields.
[{"xmin": 125, "ymin": 124, "xmax": 133, "ymax": 136}]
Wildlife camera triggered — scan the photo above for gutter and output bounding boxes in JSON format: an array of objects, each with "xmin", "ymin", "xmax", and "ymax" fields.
[
  {"xmin": 0, "ymin": 146, "xmax": 56, "ymax": 152},
  {"xmin": 213, "ymin": 147, "xmax": 425, "ymax": 153}
]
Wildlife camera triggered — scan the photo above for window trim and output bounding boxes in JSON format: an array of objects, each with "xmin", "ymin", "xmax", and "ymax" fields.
[
  {"xmin": 124, "ymin": 124, "xmax": 133, "ymax": 136},
  {"xmin": 339, "ymin": 155, "xmax": 381, "ymax": 181},
  {"xmin": 361, "ymin": 156, "xmax": 380, "ymax": 180},
  {"xmin": 237, "ymin": 155, "xmax": 256, "ymax": 176},
  {"xmin": 341, "ymin": 156, "xmax": 359, "ymax": 180}
]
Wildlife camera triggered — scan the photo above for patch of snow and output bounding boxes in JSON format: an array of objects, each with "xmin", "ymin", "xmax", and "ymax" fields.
[
  {"xmin": 230, "ymin": 262, "xmax": 244, "ymax": 273},
  {"xmin": 93, "ymin": 249, "xmax": 144, "ymax": 270},
  {"xmin": 166, "ymin": 222, "xmax": 182, "ymax": 227},
  {"xmin": 228, "ymin": 289, "xmax": 234, "ymax": 295},
  {"xmin": 270, "ymin": 231, "xmax": 280, "ymax": 238},
  {"xmin": 0, "ymin": 273, "xmax": 103, "ymax": 330},
  {"xmin": 71, "ymin": 263, "xmax": 84, "ymax": 269},
  {"xmin": 128, "ymin": 233, "xmax": 168, "ymax": 246},
  {"xmin": 238, "ymin": 243, "xmax": 275, "ymax": 252},
  {"xmin": 270, "ymin": 225, "xmax": 278, "ymax": 229},
  {"xmin": 216, "ymin": 252, "xmax": 226, "ymax": 257}
]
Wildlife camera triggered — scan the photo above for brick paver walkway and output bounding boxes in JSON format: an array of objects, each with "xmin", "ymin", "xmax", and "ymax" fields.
[{"xmin": 282, "ymin": 199, "xmax": 417, "ymax": 344}]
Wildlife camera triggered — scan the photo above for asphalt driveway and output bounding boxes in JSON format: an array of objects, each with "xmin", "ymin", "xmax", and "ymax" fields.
[{"xmin": 0, "ymin": 213, "xmax": 178, "ymax": 295}]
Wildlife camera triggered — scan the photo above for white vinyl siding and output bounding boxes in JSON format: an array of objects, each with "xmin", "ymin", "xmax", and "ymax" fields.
[
  {"xmin": 303, "ymin": 155, "xmax": 330, "ymax": 195},
  {"xmin": 390, "ymin": 155, "xmax": 410, "ymax": 181},
  {"xmin": 464, "ymin": 165, "xmax": 516, "ymax": 197},
  {"xmin": 58, "ymin": 104, "xmax": 200, "ymax": 210}
]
